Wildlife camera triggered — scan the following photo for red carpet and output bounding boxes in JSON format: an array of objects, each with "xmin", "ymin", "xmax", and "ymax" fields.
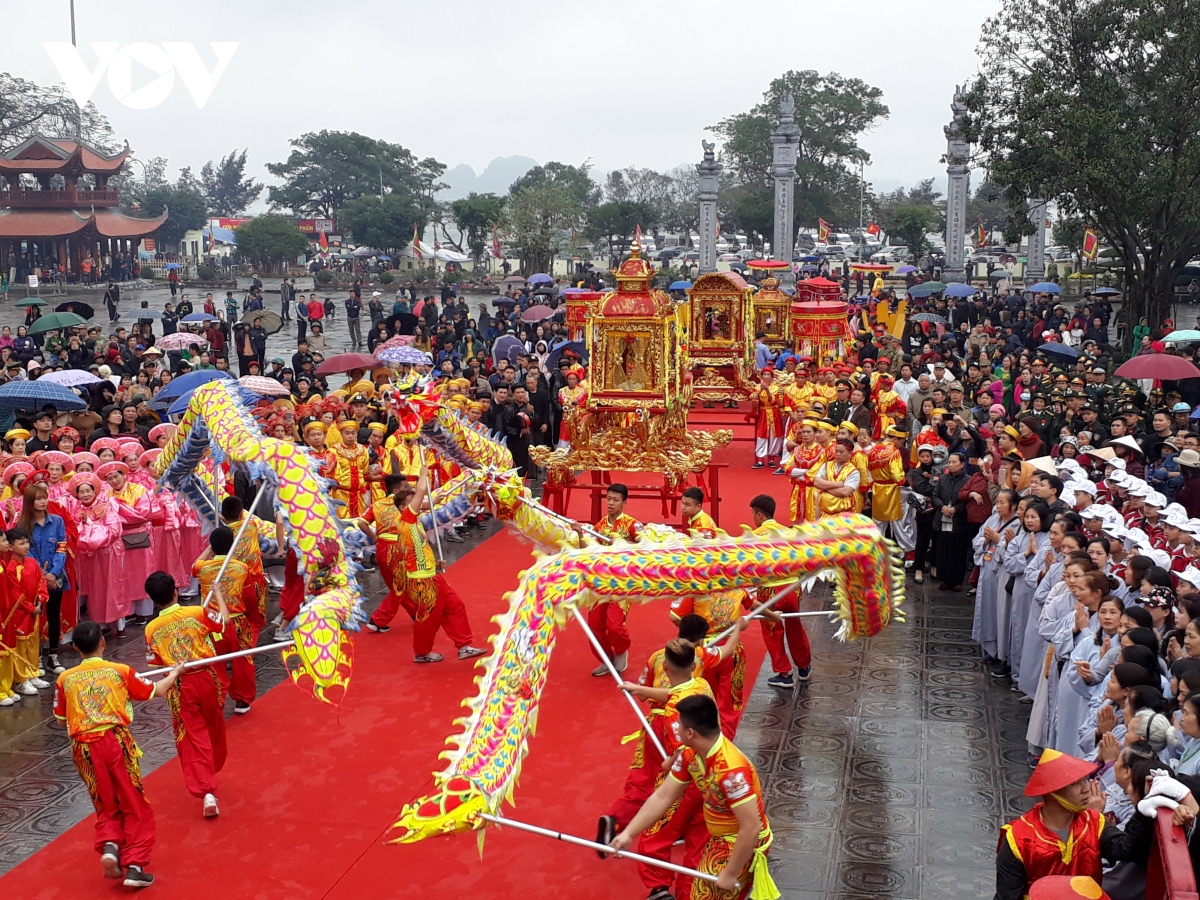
[{"xmin": 0, "ymin": 416, "xmax": 774, "ymax": 899}]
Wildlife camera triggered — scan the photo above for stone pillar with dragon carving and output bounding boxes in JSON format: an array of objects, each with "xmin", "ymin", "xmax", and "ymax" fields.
[
  {"xmin": 697, "ymin": 140, "xmax": 722, "ymax": 275},
  {"xmin": 942, "ymin": 85, "xmax": 971, "ymax": 284},
  {"xmin": 770, "ymin": 94, "xmax": 799, "ymax": 289}
]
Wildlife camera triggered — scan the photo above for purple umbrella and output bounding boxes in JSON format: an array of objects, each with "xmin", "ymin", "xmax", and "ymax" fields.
[
  {"xmin": 521, "ymin": 304, "xmax": 554, "ymax": 322},
  {"xmin": 527, "ymin": 273, "xmax": 553, "ymax": 285},
  {"xmin": 37, "ymin": 369, "xmax": 102, "ymax": 387},
  {"xmin": 376, "ymin": 345, "xmax": 431, "ymax": 365},
  {"xmin": 895, "ymin": 265, "xmax": 917, "ymax": 274}
]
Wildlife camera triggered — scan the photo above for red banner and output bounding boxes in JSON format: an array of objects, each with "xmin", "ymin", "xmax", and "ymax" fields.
[{"xmin": 1082, "ymin": 227, "xmax": 1099, "ymax": 260}]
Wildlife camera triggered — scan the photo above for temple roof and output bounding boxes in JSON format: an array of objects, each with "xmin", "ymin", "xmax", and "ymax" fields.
[
  {"xmin": 0, "ymin": 208, "xmax": 167, "ymax": 238},
  {"xmin": 0, "ymin": 137, "xmax": 130, "ymax": 175}
]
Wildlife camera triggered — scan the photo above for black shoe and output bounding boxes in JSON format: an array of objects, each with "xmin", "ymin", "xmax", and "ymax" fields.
[
  {"xmin": 101, "ymin": 841, "xmax": 122, "ymax": 879},
  {"xmin": 989, "ymin": 664, "xmax": 1011, "ymax": 680},
  {"xmin": 596, "ymin": 815, "xmax": 616, "ymax": 857},
  {"xmin": 123, "ymin": 865, "xmax": 154, "ymax": 888},
  {"xmin": 234, "ymin": 700, "xmax": 251, "ymax": 715},
  {"xmin": 646, "ymin": 890, "xmax": 674, "ymax": 900}
]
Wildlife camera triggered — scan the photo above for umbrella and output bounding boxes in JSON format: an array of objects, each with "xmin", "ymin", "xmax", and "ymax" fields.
[
  {"xmin": 910, "ymin": 312, "xmax": 946, "ymax": 324},
  {"xmin": 1036, "ymin": 342, "xmax": 1080, "ymax": 361},
  {"xmin": 848, "ymin": 263, "xmax": 893, "ymax": 272},
  {"xmin": 907, "ymin": 284, "xmax": 939, "ymax": 298},
  {"xmin": 1165, "ymin": 330, "xmax": 1200, "ymax": 344},
  {"xmin": 55, "ymin": 301, "xmax": 94, "ymax": 319},
  {"xmin": 376, "ymin": 335, "xmax": 414, "ymax": 352},
  {"xmin": 527, "ymin": 273, "xmax": 553, "ymax": 285},
  {"xmin": 944, "ymin": 283, "xmax": 979, "ymax": 298},
  {"xmin": 29, "ymin": 311, "xmax": 87, "ymax": 333},
  {"xmin": 501, "ymin": 275, "xmax": 526, "ymax": 284},
  {"xmin": 167, "ymin": 392, "xmax": 201, "ymax": 417},
  {"xmin": 238, "ymin": 376, "xmax": 292, "ymax": 397},
  {"xmin": 317, "ymin": 352, "xmax": 378, "ymax": 375},
  {"xmin": 14, "ymin": 298, "xmax": 46, "ymax": 308},
  {"xmin": 239, "ymin": 309, "xmax": 283, "ymax": 335},
  {"xmin": 133, "ymin": 307, "xmax": 164, "ymax": 318},
  {"xmin": 521, "ymin": 305, "xmax": 554, "ymax": 322},
  {"xmin": 150, "ymin": 370, "xmax": 234, "ymax": 407},
  {"xmin": 386, "ymin": 312, "xmax": 419, "ymax": 335},
  {"xmin": 1029, "ymin": 281, "xmax": 1062, "ymax": 294},
  {"xmin": 669, "ymin": 281, "xmax": 692, "ymax": 290},
  {"xmin": 1115, "ymin": 354, "xmax": 1200, "ymax": 380},
  {"xmin": 895, "ymin": 265, "xmax": 917, "ymax": 274},
  {"xmin": 181, "ymin": 313, "xmax": 217, "ymax": 323},
  {"xmin": 162, "ymin": 263, "xmax": 182, "ymax": 270},
  {"xmin": 156, "ymin": 331, "xmax": 209, "ymax": 351},
  {"xmin": 546, "ymin": 340, "xmax": 588, "ymax": 370},
  {"xmin": 1092, "ymin": 287, "xmax": 1121, "ymax": 296},
  {"xmin": 375, "ymin": 345, "xmax": 430, "ymax": 365},
  {"xmin": 38, "ymin": 369, "xmax": 101, "ymax": 388},
  {"xmin": 377, "ymin": 255, "xmax": 392, "ymax": 262},
  {"xmin": 492, "ymin": 334, "xmax": 524, "ymax": 366},
  {"xmin": 799, "ymin": 264, "xmax": 819, "ymax": 273},
  {"xmin": 919, "ymin": 281, "xmax": 947, "ymax": 292},
  {"xmin": 492, "ymin": 297, "xmax": 518, "ymax": 308},
  {"xmin": 352, "ymin": 247, "xmax": 382, "ymax": 258},
  {"xmin": 0, "ymin": 379, "xmax": 86, "ymax": 411}
]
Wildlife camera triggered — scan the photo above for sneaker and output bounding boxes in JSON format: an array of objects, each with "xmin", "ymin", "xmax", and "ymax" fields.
[
  {"xmin": 458, "ymin": 646, "xmax": 487, "ymax": 660},
  {"xmin": 766, "ymin": 672, "xmax": 794, "ymax": 689},
  {"xmin": 591, "ymin": 664, "xmax": 609, "ymax": 677},
  {"xmin": 595, "ymin": 815, "xmax": 617, "ymax": 857},
  {"xmin": 414, "ymin": 653, "xmax": 444, "ymax": 663},
  {"xmin": 14, "ymin": 681, "xmax": 37, "ymax": 696},
  {"xmin": 30, "ymin": 677, "xmax": 50, "ymax": 689},
  {"xmin": 365, "ymin": 620, "xmax": 390, "ymax": 634},
  {"xmin": 772, "ymin": 468, "xmax": 786, "ymax": 475},
  {"xmin": 123, "ymin": 865, "xmax": 154, "ymax": 888},
  {"xmin": 795, "ymin": 665, "xmax": 812, "ymax": 682},
  {"xmin": 444, "ymin": 530, "xmax": 464, "ymax": 543},
  {"xmin": 48, "ymin": 653, "xmax": 64, "ymax": 674},
  {"xmin": 234, "ymin": 700, "xmax": 251, "ymax": 715},
  {"xmin": 115, "ymin": 628, "xmax": 127, "ymax": 639},
  {"xmin": 750, "ymin": 462, "xmax": 765, "ymax": 469},
  {"xmin": 646, "ymin": 889, "xmax": 674, "ymax": 900},
  {"xmin": 275, "ymin": 621, "xmax": 291, "ymax": 638},
  {"xmin": 203, "ymin": 793, "xmax": 219, "ymax": 818},
  {"xmin": 612, "ymin": 652, "xmax": 628, "ymax": 674},
  {"xmin": 0, "ymin": 696, "xmax": 15, "ymax": 707},
  {"xmin": 101, "ymin": 842, "xmax": 121, "ymax": 879}
]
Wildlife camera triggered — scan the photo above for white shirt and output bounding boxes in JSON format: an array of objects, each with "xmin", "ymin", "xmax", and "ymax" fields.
[{"xmin": 893, "ymin": 377, "xmax": 919, "ymax": 405}]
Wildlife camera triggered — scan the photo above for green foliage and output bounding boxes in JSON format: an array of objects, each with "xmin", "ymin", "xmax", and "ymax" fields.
[
  {"xmin": 315, "ymin": 269, "xmax": 334, "ymax": 284},
  {"xmin": 1053, "ymin": 213, "xmax": 1086, "ymax": 257},
  {"xmin": 967, "ymin": 0, "xmax": 1200, "ymax": 345},
  {"xmin": 266, "ymin": 130, "xmax": 445, "ymax": 219},
  {"xmin": 197, "ymin": 266, "xmax": 216, "ymax": 280},
  {"xmin": 874, "ymin": 179, "xmax": 944, "ymax": 238},
  {"xmin": 510, "ymin": 162, "xmax": 599, "ymax": 208},
  {"xmin": 0, "ymin": 75, "xmax": 116, "ymax": 153},
  {"xmin": 339, "ymin": 193, "xmax": 420, "ymax": 254},
  {"xmin": 233, "ymin": 216, "xmax": 307, "ymax": 268},
  {"xmin": 586, "ymin": 200, "xmax": 658, "ymax": 261},
  {"xmin": 136, "ymin": 181, "xmax": 208, "ymax": 249},
  {"xmin": 378, "ymin": 270, "xmax": 395, "ymax": 284},
  {"xmin": 201, "ymin": 149, "xmax": 263, "ymax": 217},
  {"xmin": 449, "ymin": 192, "xmax": 506, "ymax": 264},
  {"xmin": 506, "ymin": 175, "xmax": 587, "ymax": 276},
  {"xmin": 711, "ymin": 69, "xmax": 888, "ymax": 227},
  {"xmin": 888, "ymin": 206, "xmax": 940, "ymax": 259}
]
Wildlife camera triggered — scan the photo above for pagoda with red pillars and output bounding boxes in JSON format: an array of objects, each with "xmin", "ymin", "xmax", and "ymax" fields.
[{"xmin": 0, "ymin": 136, "xmax": 167, "ymax": 279}]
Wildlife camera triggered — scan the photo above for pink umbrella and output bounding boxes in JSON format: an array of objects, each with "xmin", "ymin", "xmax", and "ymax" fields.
[
  {"xmin": 238, "ymin": 376, "xmax": 292, "ymax": 397},
  {"xmin": 521, "ymin": 304, "xmax": 554, "ymax": 322},
  {"xmin": 157, "ymin": 331, "xmax": 209, "ymax": 351},
  {"xmin": 1114, "ymin": 354, "xmax": 1200, "ymax": 381}
]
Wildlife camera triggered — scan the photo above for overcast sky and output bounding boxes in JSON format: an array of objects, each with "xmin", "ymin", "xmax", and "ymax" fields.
[{"xmin": 11, "ymin": 0, "xmax": 1002, "ymax": 198}]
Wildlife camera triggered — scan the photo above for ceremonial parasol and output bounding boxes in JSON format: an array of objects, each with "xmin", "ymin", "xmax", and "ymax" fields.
[
  {"xmin": 521, "ymin": 305, "xmax": 554, "ymax": 322},
  {"xmin": 55, "ymin": 301, "xmax": 94, "ymax": 319},
  {"xmin": 238, "ymin": 375, "xmax": 292, "ymax": 397},
  {"xmin": 1115, "ymin": 354, "xmax": 1200, "ymax": 380},
  {"xmin": 546, "ymin": 340, "xmax": 588, "ymax": 370},
  {"xmin": 944, "ymin": 283, "xmax": 979, "ymax": 297},
  {"xmin": 0, "ymin": 380, "xmax": 86, "ymax": 411},
  {"xmin": 746, "ymin": 259, "xmax": 790, "ymax": 270},
  {"xmin": 38, "ymin": 369, "xmax": 101, "ymax": 387},
  {"xmin": 156, "ymin": 332, "xmax": 209, "ymax": 351},
  {"xmin": 29, "ymin": 312, "xmax": 87, "ymax": 333},
  {"xmin": 848, "ymin": 263, "xmax": 893, "ymax": 273},
  {"xmin": 492, "ymin": 334, "xmax": 524, "ymax": 366},
  {"xmin": 240, "ymin": 309, "xmax": 283, "ymax": 335},
  {"xmin": 1029, "ymin": 282, "xmax": 1062, "ymax": 294},
  {"xmin": 14, "ymin": 298, "xmax": 46, "ymax": 308},
  {"xmin": 375, "ymin": 345, "xmax": 431, "ymax": 365},
  {"xmin": 317, "ymin": 352, "xmax": 379, "ymax": 375},
  {"xmin": 1036, "ymin": 342, "xmax": 1080, "ymax": 361}
]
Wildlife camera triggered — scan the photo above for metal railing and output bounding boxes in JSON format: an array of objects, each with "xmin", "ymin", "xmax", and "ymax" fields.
[{"xmin": 1146, "ymin": 808, "xmax": 1199, "ymax": 900}]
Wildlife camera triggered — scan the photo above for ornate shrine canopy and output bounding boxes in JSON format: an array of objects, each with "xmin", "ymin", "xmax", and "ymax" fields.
[{"xmin": 0, "ymin": 136, "xmax": 130, "ymax": 177}]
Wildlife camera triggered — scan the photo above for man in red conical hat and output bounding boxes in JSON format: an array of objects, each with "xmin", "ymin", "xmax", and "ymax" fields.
[{"xmin": 1029, "ymin": 875, "xmax": 1109, "ymax": 900}]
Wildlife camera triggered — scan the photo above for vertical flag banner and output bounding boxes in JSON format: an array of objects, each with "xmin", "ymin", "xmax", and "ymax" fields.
[
  {"xmin": 975, "ymin": 219, "xmax": 987, "ymax": 248},
  {"xmin": 1082, "ymin": 227, "xmax": 1099, "ymax": 261},
  {"xmin": 492, "ymin": 225, "xmax": 502, "ymax": 259},
  {"xmin": 319, "ymin": 229, "xmax": 328, "ymax": 251},
  {"xmin": 818, "ymin": 218, "xmax": 831, "ymax": 243},
  {"xmin": 412, "ymin": 222, "xmax": 423, "ymax": 260}
]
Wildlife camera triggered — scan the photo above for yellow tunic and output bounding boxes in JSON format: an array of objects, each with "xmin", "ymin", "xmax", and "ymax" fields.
[
  {"xmin": 867, "ymin": 443, "xmax": 905, "ymax": 522},
  {"xmin": 813, "ymin": 460, "xmax": 858, "ymax": 516},
  {"xmin": 327, "ymin": 442, "xmax": 371, "ymax": 518}
]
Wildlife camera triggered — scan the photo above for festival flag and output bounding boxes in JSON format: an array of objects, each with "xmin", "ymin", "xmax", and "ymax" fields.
[
  {"xmin": 318, "ymin": 229, "xmax": 328, "ymax": 251},
  {"xmin": 634, "ymin": 223, "xmax": 643, "ymax": 250},
  {"xmin": 1082, "ymin": 227, "xmax": 1099, "ymax": 260},
  {"xmin": 412, "ymin": 222, "xmax": 422, "ymax": 260},
  {"xmin": 818, "ymin": 218, "xmax": 831, "ymax": 243},
  {"xmin": 975, "ymin": 219, "xmax": 987, "ymax": 248},
  {"xmin": 491, "ymin": 224, "xmax": 502, "ymax": 259},
  {"xmin": 866, "ymin": 222, "xmax": 881, "ymax": 237}
]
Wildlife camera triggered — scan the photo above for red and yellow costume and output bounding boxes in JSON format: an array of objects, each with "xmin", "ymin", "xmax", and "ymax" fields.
[
  {"xmin": 557, "ymin": 378, "xmax": 588, "ymax": 449},
  {"xmin": 587, "ymin": 512, "xmax": 641, "ymax": 662},
  {"xmin": 867, "ymin": 441, "xmax": 906, "ymax": 522},
  {"xmin": 668, "ymin": 735, "xmax": 777, "ymax": 900},
  {"xmin": 145, "ymin": 603, "xmax": 226, "ymax": 798},
  {"xmin": 53, "ymin": 658, "xmax": 157, "ymax": 869},
  {"xmin": 683, "ymin": 509, "xmax": 723, "ymax": 539},
  {"xmin": 5, "ymin": 553, "xmax": 47, "ymax": 686},
  {"xmin": 383, "ymin": 431, "xmax": 430, "ymax": 481},
  {"xmin": 670, "ymin": 590, "xmax": 750, "ymax": 737},
  {"xmin": 753, "ymin": 518, "xmax": 812, "ymax": 677},
  {"xmin": 192, "ymin": 555, "xmax": 255, "ymax": 704},
  {"xmin": 324, "ymin": 422, "xmax": 372, "ymax": 518},
  {"xmin": 364, "ymin": 495, "xmax": 407, "ymax": 614},
  {"xmin": 814, "ymin": 458, "xmax": 860, "ymax": 517},
  {"xmin": 786, "ymin": 437, "xmax": 824, "ymax": 523},
  {"xmin": 752, "ymin": 380, "xmax": 785, "ymax": 465}
]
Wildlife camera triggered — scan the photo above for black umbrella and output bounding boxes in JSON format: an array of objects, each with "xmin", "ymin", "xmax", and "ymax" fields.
[
  {"xmin": 546, "ymin": 340, "xmax": 588, "ymax": 370},
  {"xmin": 492, "ymin": 297, "xmax": 518, "ymax": 308},
  {"xmin": 492, "ymin": 334, "xmax": 524, "ymax": 366},
  {"xmin": 386, "ymin": 313, "xmax": 419, "ymax": 335},
  {"xmin": 55, "ymin": 301, "xmax": 95, "ymax": 320}
]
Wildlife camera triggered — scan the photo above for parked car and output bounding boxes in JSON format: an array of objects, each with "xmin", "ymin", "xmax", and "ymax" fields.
[{"xmin": 717, "ymin": 252, "xmax": 741, "ymax": 262}]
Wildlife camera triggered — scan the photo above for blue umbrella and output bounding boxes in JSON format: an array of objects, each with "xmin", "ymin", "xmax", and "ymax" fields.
[
  {"xmin": 527, "ymin": 273, "xmax": 553, "ymax": 285},
  {"xmin": 944, "ymin": 283, "xmax": 978, "ymax": 298},
  {"xmin": 908, "ymin": 284, "xmax": 938, "ymax": 298},
  {"xmin": 377, "ymin": 254, "xmax": 392, "ymax": 261},
  {"xmin": 1036, "ymin": 342, "xmax": 1079, "ymax": 361},
  {"xmin": 492, "ymin": 334, "xmax": 525, "ymax": 366},
  {"xmin": 162, "ymin": 263, "xmax": 182, "ymax": 270},
  {"xmin": 669, "ymin": 281, "xmax": 692, "ymax": 290},
  {"xmin": 546, "ymin": 340, "xmax": 588, "ymax": 370},
  {"xmin": 799, "ymin": 255, "xmax": 819, "ymax": 263},
  {"xmin": 150, "ymin": 370, "xmax": 233, "ymax": 408},
  {"xmin": 1029, "ymin": 281, "xmax": 1062, "ymax": 293},
  {"xmin": 0, "ymin": 379, "xmax": 86, "ymax": 411},
  {"xmin": 1092, "ymin": 287, "xmax": 1121, "ymax": 295},
  {"xmin": 134, "ymin": 307, "xmax": 164, "ymax": 318},
  {"xmin": 181, "ymin": 312, "xmax": 217, "ymax": 323}
]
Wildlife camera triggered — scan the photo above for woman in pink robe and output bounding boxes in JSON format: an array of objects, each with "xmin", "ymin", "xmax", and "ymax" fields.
[
  {"xmin": 136, "ymin": 448, "xmax": 190, "ymax": 587},
  {"xmin": 98, "ymin": 460, "xmax": 160, "ymax": 620},
  {"xmin": 40, "ymin": 451, "xmax": 75, "ymax": 504},
  {"xmin": 69, "ymin": 473, "xmax": 129, "ymax": 634}
]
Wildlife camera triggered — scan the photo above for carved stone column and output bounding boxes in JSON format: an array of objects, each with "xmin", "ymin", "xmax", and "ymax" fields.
[
  {"xmin": 942, "ymin": 86, "xmax": 971, "ymax": 283},
  {"xmin": 770, "ymin": 94, "xmax": 799, "ymax": 288},
  {"xmin": 696, "ymin": 141, "xmax": 722, "ymax": 275},
  {"xmin": 1025, "ymin": 199, "xmax": 1048, "ymax": 285}
]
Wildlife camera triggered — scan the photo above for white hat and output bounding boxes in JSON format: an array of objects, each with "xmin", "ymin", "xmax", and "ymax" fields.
[
  {"xmin": 1081, "ymin": 504, "xmax": 1110, "ymax": 520},
  {"xmin": 1106, "ymin": 435, "xmax": 1145, "ymax": 457},
  {"xmin": 1123, "ymin": 526, "xmax": 1149, "ymax": 545},
  {"xmin": 1058, "ymin": 458, "xmax": 1083, "ymax": 471},
  {"xmin": 1141, "ymin": 547, "xmax": 1173, "ymax": 569},
  {"xmin": 1072, "ymin": 481, "xmax": 1098, "ymax": 498},
  {"xmin": 1145, "ymin": 491, "xmax": 1168, "ymax": 508},
  {"xmin": 1104, "ymin": 521, "xmax": 1129, "ymax": 540},
  {"xmin": 1166, "ymin": 503, "xmax": 1188, "ymax": 519},
  {"xmin": 1106, "ymin": 458, "xmax": 1127, "ymax": 472},
  {"xmin": 1186, "ymin": 518, "xmax": 1200, "ymax": 536},
  {"xmin": 1127, "ymin": 481, "xmax": 1153, "ymax": 498},
  {"xmin": 1179, "ymin": 566, "xmax": 1200, "ymax": 591},
  {"xmin": 1164, "ymin": 509, "xmax": 1190, "ymax": 529},
  {"xmin": 372, "ymin": 291, "xmax": 382, "ymax": 298}
]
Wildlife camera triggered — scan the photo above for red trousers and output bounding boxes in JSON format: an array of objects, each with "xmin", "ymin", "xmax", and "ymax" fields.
[
  {"xmin": 170, "ymin": 671, "xmax": 226, "ymax": 798},
  {"xmin": 637, "ymin": 785, "xmax": 707, "ymax": 895},
  {"xmin": 709, "ymin": 645, "xmax": 746, "ymax": 738},
  {"xmin": 607, "ymin": 765, "xmax": 657, "ymax": 829},
  {"xmin": 587, "ymin": 602, "xmax": 631, "ymax": 660},
  {"xmin": 278, "ymin": 547, "xmax": 304, "ymax": 621},
  {"xmin": 760, "ymin": 594, "xmax": 811, "ymax": 674},
  {"xmin": 217, "ymin": 616, "xmax": 260, "ymax": 703},
  {"xmin": 372, "ymin": 574, "xmax": 474, "ymax": 655},
  {"xmin": 72, "ymin": 728, "xmax": 155, "ymax": 867}
]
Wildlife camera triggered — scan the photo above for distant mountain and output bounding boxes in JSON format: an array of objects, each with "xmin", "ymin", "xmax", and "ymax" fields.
[{"xmin": 440, "ymin": 156, "xmax": 540, "ymax": 200}]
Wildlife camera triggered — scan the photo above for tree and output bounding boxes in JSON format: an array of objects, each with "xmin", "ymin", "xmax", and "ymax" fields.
[
  {"xmin": 135, "ymin": 171, "xmax": 208, "ymax": 250},
  {"xmin": 586, "ymin": 200, "xmax": 658, "ymax": 265},
  {"xmin": 510, "ymin": 161, "xmax": 600, "ymax": 209},
  {"xmin": 965, "ymin": 180, "xmax": 1010, "ymax": 240},
  {"xmin": 966, "ymin": 0, "xmax": 1200, "ymax": 348},
  {"xmin": 0, "ymin": 75, "xmax": 115, "ymax": 152},
  {"xmin": 201, "ymin": 150, "xmax": 263, "ymax": 217},
  {"xmin": 506, "ymin": 182, "xmax": 581, "ymax": 276},
  {"xmin": 711, "ymin": 70, "xmax": 888, "ymax": 227},
  {"xmin": 266, "ymin": 130, "xmax": 445, "ymax": 219},
  {"xmin": 233, "ymin": 216, "xmax": 307, "ymax": 271},
  {"xmin": 449, "ymin": 192, "xmax": 506, "ymax": 264},
  {"xmin": 339, "ymin": 193, "xmax": 421, "ymax": 254},
  {"xmin": 659, "ymin": 165, "xmax": 700, "ymax": 246},
  {"xmin": 888, "ymin": 206, "xmax": 940, "ymax": 259}
]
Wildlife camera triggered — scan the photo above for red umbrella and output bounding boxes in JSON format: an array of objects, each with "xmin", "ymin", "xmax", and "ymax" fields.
[
  {"xmin": 521, "ymin": 304, "xmax": 554, "ymax": 322},
  {"xmin": 316, "ymin": 352, "xmax": 379, "ymax": 375},
  {"xmin": 1114, "ymin": 353, "xmax": 1200, "ymax": 380}
]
